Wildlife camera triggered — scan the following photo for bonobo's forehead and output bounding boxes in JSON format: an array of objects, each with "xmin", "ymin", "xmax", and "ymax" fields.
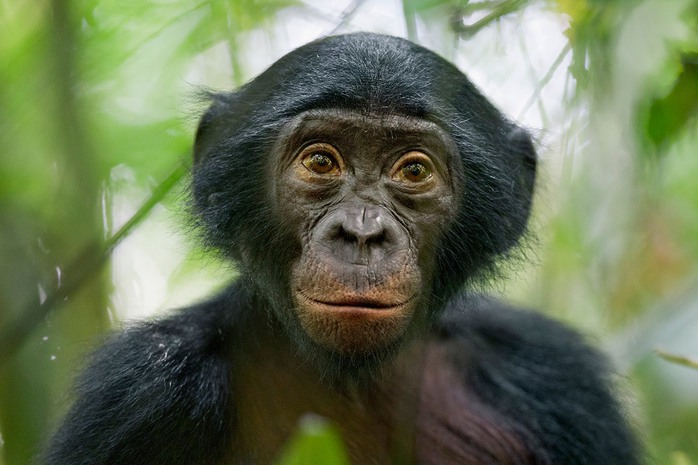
[
  {"xmin": 278, "ymin": 109, "xmax": 457, "ymax": 161},
  {"xmin": 291, "ymin": 108, "xmax": 445, "ymax": 133}
]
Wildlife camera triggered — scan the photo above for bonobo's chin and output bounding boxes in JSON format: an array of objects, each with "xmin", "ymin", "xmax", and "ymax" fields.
[
  {"xmin": 300, "ymin": 326, "xmax": 412, "ymax": 386},
  {"xmin": 288, "ymin": 291, "xmax": 420, "ymax": 384}
]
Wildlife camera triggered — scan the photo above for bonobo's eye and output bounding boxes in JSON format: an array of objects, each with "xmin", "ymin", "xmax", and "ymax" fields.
[
  {"xmin": 299, "ymin": 143, "xmax": 342, "ymax": 176},
  {"xmin": 391, "ymin": 151, "xmax": 435, "ymax": 185},
  {"xmin": 401, "ymin": 162, "xmax": 429, "ymax": 182}
]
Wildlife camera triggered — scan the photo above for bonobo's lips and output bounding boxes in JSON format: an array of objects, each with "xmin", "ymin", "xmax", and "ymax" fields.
[
  {"xmin": 296, "ymin": 291, "xmax": 417, "ymax": 316},
  {"xmin": 294, "ymin": 289, "xmax": 417, "ymax": 352}
]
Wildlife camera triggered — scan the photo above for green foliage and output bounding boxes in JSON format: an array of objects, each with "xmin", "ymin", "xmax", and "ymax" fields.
[
  {"xmin": 672, "ymin": 451, "xmax": 695, "ymax": 465},
  {"xmin": 276, "ymin": 416, "xmax": 350, "ymax": 465},
  {"xmin": 0, "ymin": 1, "xmax": 293, "ymax": 464},
  {"xmin": 644, "ymin": 55, "xmax": 698, "ymax": 152},
  {"xmin": 2, "ymin": 0, "xmax": 698, "ymax": 464}
]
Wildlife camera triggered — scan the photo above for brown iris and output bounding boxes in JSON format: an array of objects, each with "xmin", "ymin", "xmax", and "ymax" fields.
[
  {"xmin": 391, "ymin": 151, "xmax": 434, "ymax": 184},
  {"xmin": 300, "ymin": 143, "xmax": 342, "ymax": 176},
  {"xmin": 400, "ymin": 162, "xmax": 429, "ymax": 182}
]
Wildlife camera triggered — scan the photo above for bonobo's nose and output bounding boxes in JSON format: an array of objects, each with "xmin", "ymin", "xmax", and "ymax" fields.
[
  {"xmin": 317, "ymin": 205, "xmax": 407, "ymax": 263},
  {"xmin": 340, "ymin": 206, "xmax": 385, "ymax": 247}
]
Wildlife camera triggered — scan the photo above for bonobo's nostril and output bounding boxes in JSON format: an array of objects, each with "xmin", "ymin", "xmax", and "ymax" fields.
[
  {"xmin": 340, "ymin": 207, "xmax": 386, "ymax": 247},
  {"xmin": 316, "ymin": 205, "xmax": 407, "ymax": 263}
]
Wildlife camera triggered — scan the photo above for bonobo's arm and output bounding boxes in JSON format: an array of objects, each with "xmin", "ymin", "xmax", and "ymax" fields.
[
  {"xmin": 43, "ymin": 289, "xmax": 238, "ymax": 465},
  {"xmin": 429, "ymin": 296, "xmax": 641, "ymax": 465}
]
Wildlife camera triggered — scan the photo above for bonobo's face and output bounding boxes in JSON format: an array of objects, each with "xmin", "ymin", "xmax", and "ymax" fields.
[{"xmin": 272, "ymin": 109, "xmax": 460, "ymax": 354}]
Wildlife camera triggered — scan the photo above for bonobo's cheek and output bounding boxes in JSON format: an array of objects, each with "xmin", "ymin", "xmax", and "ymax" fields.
[{"xmin": 290, "ymin": 253, "xmax": 421, "ymax": 353}]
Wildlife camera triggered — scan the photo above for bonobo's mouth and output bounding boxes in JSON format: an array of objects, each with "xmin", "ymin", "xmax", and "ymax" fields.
[
  {"xmin": 290, "ymin": 252, "xmax": 422, "ymax": 352},
  {"xmin": 295, "ymin": 290, "xmax": 416, "ymax": 315},
  {"xmin": 293, "ymin": 290, "xmax": 418, "ymax": 352}
]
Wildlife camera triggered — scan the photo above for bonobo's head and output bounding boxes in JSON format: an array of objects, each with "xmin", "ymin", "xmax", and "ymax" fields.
[{"xmin": 192, "ymin": 33, "xmax": 536, "ymax": 370}]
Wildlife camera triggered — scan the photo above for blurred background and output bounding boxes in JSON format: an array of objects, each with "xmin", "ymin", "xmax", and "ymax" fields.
[{"xmin": 1, "ymin": 0, "xmax": 697, "ymax": 464}]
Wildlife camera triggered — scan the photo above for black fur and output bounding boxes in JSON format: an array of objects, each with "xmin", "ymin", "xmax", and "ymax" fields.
[
  {"xmin": 192, "ymin": 33, "xmax": 536, "ymax": 301},
  {"xmin": 44, "ymin": 289, "xmax": 238, "ymax": 465},
  {"xmin": 438, "ymin": 296, "xmax": 639, "ymax": 464},
  {"xmin": 44, "ymin": 33, "xmax": 640, "ymax": 465},
  {"xmin": 45, "ymin": 287, "xmax": 641, "ymax": 464}
]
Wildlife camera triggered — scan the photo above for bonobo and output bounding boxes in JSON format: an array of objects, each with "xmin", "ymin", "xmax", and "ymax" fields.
[{"xmin": 45, "ymin": 33, "xmax": 641, "ymax": 465}]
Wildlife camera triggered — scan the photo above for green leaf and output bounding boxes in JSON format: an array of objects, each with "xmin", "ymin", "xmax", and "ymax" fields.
[
  {"xmin": 645, "ymin": 54, "xmax": 698, "ymax": 151},
  {"xmin": 656, "ymin": 349, "xmax": 698, "ymax": 370},
  {"xmin": 276, "ymin": 415, "xmax": 350, "ymax": 465}
]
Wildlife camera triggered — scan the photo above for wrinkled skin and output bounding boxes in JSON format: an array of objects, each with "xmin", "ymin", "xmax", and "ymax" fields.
[{"xmin": 272, "ymin": 110, "xmax": 460, "ymax": 353}]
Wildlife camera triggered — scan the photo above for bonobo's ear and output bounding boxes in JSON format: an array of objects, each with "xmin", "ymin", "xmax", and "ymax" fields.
[
  {"xmin": 506, "ymin": 125, "xmax": 537, "ymax": 223},
  {"xmin": 193, "ymin": 101, "xmax": 217, "ymax": 164},
  {"xmin": 433, "ymin": 116, "xmax": 537, "ymax": 299},
  {"xmin": 192, "ymin": 92, "xmax": 236, "ymax": 165},
  {"xmin": 189, "ymin": 90, "xmax": 276, "ymax": 261},
  {"xmin": 480, "ymin": 122, "xmax": 537, "ymax": 253}
]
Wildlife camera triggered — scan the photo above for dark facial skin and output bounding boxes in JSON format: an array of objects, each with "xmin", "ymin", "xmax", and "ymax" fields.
[{"xmin": 271, "ymin": 109, "xmax": 460, "ymax": 354}]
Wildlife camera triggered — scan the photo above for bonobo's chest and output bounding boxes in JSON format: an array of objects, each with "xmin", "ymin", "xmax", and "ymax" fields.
[
  {"xmin": 231, "ymin": 341, "xmax": 424, "ymax": 465},
  {"xmin": 229, "ymin": 340, "xmax": 529, "ymax": 465}
]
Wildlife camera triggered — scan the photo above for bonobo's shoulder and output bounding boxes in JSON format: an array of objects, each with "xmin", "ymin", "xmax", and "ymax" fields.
[
  {"xmin": 43, "ymin": 287, "xmax": 241, "ymax": 465},
  {"xmin": 433, "ymin": 294, "xmax": 641, "ymax": 465},
  {"xmin": 437, "ymin": 294, "xmax": 599, "ymax": 355}
]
